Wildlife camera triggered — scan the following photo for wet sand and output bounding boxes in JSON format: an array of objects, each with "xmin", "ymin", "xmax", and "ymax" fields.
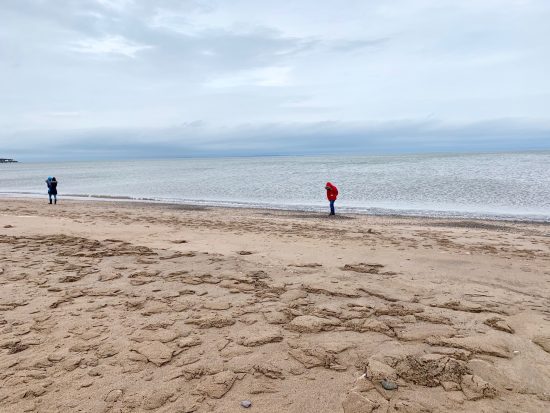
[{"xmin": 1, "ymin": 198, "xmax": 549, "ymax": 412}]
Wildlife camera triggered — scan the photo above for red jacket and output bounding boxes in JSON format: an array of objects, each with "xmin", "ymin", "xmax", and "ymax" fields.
[{"xmin": 326, "ymin": 182, "xmax": 338, "ymax": 201}]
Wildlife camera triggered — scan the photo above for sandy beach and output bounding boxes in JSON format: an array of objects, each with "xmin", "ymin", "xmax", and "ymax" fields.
[{"xmin": 1, "ymin": 197, "xmax": 549, "ymax": 413}]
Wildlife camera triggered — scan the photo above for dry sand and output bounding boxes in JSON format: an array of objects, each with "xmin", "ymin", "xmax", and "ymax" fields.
[{"xmin": 1, "ymin": 198, "xmax": 549, "ymax": 413}]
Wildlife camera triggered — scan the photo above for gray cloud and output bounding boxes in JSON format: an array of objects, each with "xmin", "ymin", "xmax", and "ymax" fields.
[
  {"xmin": 1, "ymin": 0, "xmax": 550, "ymax": 160},
  {"xmin": 5, "ymin": 119, "xmax": 549, "ymax": 161}
]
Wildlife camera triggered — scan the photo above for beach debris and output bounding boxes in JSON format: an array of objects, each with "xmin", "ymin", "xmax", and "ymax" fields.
[
  {"xmin": 289, "ymin": 263, "xmax": 322, "ymax": 268},
  {"xmin": 253, "ymin": 363, "xmax": 285, "ymax": 380},
  {"xmin": 380, "ymin": 380, "xmax": 398, "ymax": 390},
  {"xmin": 9, "ymin": 342, "xmax": 30, "ymax": 354},
  {"xmin": 394, "ymin": 354, "xmax": 469, "ymax": 387},
  {"xmin": 160, "ymin": 252, "xmax": 191, "ymax": 260},
  {"xmin": 237, "ymin": 250, "xmax": 253, "ymax": 255},
  {"xmin": 461, "ymin": 374, "xmax": 497, "ymax": 400},
  {"xmin": 241, "ymin": 400, "xmax": 252, "ymax": 408},
  {"xmin": 287, "ymin": 343, "xmax": 341, "ymax": 370},
  {"xmin": 484, "ymin": 317, "xmax": 514, "ymax": 334},
  {"xmin": 4, "ymin": 224, "xmax": 13, "ymax": 228},
  {"xmin": 58, "ymin": 274, "xmax": 84, "ymax": 283},
  {"xmin": 342, "ymin": 263, "xmax": 384, "ymax": 274}
]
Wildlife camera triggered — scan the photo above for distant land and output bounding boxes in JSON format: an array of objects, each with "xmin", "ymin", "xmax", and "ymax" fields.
[{"xmin": 0, "ymin": 158, "xmax": 18, "ymax": 163}]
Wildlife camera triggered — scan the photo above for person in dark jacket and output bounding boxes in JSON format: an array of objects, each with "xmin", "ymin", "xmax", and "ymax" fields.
[
  {"xmin": 46, "ymin": 177, "xmax": 58, "ymax": 204},
  {"xmin": 325, "ymin": 182, "xmax": 338, "ymax": 215}
]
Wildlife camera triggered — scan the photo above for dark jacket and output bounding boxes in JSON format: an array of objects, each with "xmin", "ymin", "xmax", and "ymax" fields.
[{"xmin": 48, "ymin": 180, "xmax": 58, "ymax": 195}]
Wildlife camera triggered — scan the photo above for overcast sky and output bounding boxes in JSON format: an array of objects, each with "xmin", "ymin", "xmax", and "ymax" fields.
[{"xmin": 1, "ymin": 0, "xmax": 549, "ymax": 160}]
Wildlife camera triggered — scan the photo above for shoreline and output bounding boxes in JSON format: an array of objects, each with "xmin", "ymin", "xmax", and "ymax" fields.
[{"xmin": 1, "ymin": 192, "xmax": 549, "ymax": 225}]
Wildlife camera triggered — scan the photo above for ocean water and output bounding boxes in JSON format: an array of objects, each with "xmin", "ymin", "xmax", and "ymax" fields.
[{"xmin": 1, "ymin": 152, "xmax": 549, "ymax": 221}]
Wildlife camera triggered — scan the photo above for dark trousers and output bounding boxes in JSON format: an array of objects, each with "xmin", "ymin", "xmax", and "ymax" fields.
[
  {"xmin": 329, "ymin": 200, "xmax": 335, "ymax": 215},
  {"xmin": 49, "ymin": 193, "xmax": 57, "ymax": 204}
]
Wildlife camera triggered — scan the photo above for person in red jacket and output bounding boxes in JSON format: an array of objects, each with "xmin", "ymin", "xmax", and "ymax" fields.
[{"xmin": 325, "ymin": 182, "xmax": 338, "ymax": 215}]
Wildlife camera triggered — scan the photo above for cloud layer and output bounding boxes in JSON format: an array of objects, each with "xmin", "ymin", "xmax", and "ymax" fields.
[{"xmin": 1, "ymin": 0, "xmax": 549, "ymax": 160}]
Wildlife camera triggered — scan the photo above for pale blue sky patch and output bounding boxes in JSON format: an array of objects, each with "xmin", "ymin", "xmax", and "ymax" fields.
[{"xmin": 205, "ymin": 66, "xmax": 293, "ymax": 88}]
